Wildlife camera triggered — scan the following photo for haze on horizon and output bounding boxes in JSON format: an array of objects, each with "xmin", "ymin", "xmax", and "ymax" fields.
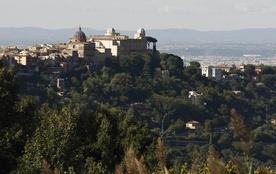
[{"xmin": 1, "ymin": 0, "xmax": 276, "ymax": 31}]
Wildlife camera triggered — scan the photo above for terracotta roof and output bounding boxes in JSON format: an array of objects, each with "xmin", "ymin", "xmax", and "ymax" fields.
[{"xmin": 187, "ymin": 120, "xmax": 200, "ymax": 124}]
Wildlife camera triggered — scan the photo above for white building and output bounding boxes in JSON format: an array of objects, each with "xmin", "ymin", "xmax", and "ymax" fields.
[
  {"xmin": 201, "ymin": 65, "xmax": 222, "ymax": 81},
  {"xmin": 89, "ymin": 28, "xmax": 148, "ymax": 57},
  {"xmin": 201, "ymin": 66, "xmax": 212, "ymax": 77}
]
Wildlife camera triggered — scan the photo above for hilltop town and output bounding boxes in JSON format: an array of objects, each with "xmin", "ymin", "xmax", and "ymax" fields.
[
  {"xmin": 0, "ymin": 26, "xmax": 272, "ymax": 92},
  {"xmin": 0, "ymin": 26, "xmax": 156, "ymax": 79},
  {"xmin": 1, "ymin": 26, "xmax": 276, "ymax": 173}
]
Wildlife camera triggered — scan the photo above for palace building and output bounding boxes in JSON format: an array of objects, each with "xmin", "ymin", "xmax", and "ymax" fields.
[
  {"xmin": 88, "ymin": 27, "xmax": 148, "ymax": 57},
  {"xmin": 64, "ymin": 26, "xmax": 150, "ymax": 65}
]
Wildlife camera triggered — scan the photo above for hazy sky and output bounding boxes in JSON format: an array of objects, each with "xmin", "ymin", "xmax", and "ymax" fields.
[{"xmin": 1, "ymin": 0, "xmax": 276, "ymax": 31}]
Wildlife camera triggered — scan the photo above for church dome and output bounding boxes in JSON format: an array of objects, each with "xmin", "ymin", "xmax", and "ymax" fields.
[
  {"xmin": 106, "ymin": 28, "xmax": 116, "ymax": 36},
  {"xmin": 73, "ymin": 26, "xmax": 87, "ymax": 42}
]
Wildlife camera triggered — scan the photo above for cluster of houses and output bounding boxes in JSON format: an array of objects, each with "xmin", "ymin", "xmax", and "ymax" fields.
[
  {"xmin": 0, "ymin": 26, "xmax": 151, "ymax": 81},
  {"xmin": 201, "ymin": 63, "xmax": 264, "ymax": 83}
]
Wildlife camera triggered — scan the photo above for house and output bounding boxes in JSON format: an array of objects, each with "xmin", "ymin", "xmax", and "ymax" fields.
[
  {"xmin": 201, "ymin": 65, "xmax": 222, "ymax": 81},
  {"xmin": 186, "ymin": 120, "xmax": 202, "ymax": 130},
  {"xmin": 256, "ymin": 82, "xmax": 265, "ymax": 87},
  {"xmin": 254, "ymin": 67, "xmax": 262, "ymax": 74},
  {"xmin": 14, "ymin": 50, "xmax": 35, "ymax": 66},
  {"xmin": 215, "ymin": 64, "xmax": 234, "ymax": 73}
]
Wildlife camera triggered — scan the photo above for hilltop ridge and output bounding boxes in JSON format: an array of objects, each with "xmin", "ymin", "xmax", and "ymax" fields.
[{"xmin": 1, "ymin": 27, "xmax": 276, "ymax": 47}]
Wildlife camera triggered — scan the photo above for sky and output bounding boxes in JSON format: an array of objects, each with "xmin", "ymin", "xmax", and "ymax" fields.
[{"xmin": 1, "ymin": 0, "xmax": 276, "ymax": 31}]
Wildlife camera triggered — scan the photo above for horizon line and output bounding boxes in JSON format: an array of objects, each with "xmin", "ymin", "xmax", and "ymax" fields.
[{"xmin": 1, "ymin": 26, "xmax": 276, "ymax": 32}]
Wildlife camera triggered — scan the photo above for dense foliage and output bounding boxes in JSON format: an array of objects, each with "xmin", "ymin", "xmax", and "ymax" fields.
[{"xmin": 0, "ymin": 53, "xmax": 275, "ymax": 173}]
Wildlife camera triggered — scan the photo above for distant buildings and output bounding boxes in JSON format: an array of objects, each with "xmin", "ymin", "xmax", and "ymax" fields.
[
  {"xmin": 201, "ymin": 65, "xmax": 222, "ymax": 81},
  {"xmin": 63, "ymin": 26, "xmax": 149, "ymax": 65},
  {"xmin": 2, "ymin": 26, "xmax": 151, "ymax": 72}
]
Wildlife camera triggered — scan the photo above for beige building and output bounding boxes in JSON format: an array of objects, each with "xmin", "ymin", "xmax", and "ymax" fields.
[
  {"xmin": 89, "ymin": 28, "xmax": 148, "ymax": 57},
  {"xmin": 215, "ymin": 64, "xmax": 234, "ymax": 73},
  {"xmin": 14, "ymin": 50, "xmax": 32, "ymax": 66},
  {"xmin": 65, "ymin": 26, "xmax": 112, "ymax": 66},
  {"xmin": 66, "ymin": 26, "xmax": 95, "ymax": 64}
]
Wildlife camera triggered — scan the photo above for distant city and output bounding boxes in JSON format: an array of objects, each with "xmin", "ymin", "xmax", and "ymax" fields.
[{"xmin": 158, "ymin": 42, "xmax": 276, "ymax": 66}]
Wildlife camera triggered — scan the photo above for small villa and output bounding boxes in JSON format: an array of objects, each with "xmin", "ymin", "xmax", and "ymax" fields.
[{"xmin": 186, "ymin": 120, "xmax": 202, "ymax": 130}]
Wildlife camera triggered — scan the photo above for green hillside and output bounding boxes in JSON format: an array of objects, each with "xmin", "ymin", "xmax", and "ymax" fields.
[{"xmin": 1, "ymin": 52, "xmax": 275, "ymax": 173}]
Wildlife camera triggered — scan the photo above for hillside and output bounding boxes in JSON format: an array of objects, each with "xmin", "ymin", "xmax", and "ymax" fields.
[{"xmin": 1, "ymin": 49, "xmax": 276, "ymax": 173}]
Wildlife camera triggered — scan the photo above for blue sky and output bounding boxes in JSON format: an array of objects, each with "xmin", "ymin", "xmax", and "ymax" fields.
[{"xmin": 1, "ymin": 0, "xmax": 276, "ymax": 31}]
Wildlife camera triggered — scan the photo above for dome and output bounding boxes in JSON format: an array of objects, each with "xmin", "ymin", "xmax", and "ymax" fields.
[
  {"xmin": 73, "ymin": 26, "xmax": 87, "ymax": 42},
  {"xmin": 106, "ymin": 28, "xmax": 116, "ymax": 36},
  {"xmin": 134, "ymin": 28, "xmax": 146, "ymax": 39},
  {"xmin": 137, "ymin": 28, "xmax": 145, "ymax": 35}
]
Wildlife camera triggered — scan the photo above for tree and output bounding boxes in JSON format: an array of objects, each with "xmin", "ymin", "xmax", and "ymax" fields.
[
  {"xmin": 183, "ymin": 65, "xmax": 199, "ymax": 78},
  {"xmin": 244, "ymin": 64, "xmax": 256, "ymax": 77},
  {"xmin": 146, "ymin": 36, "xmax": 158, "ymax": 49},
  {"xmin": 107, "ymin": 73, "xmax": 133, "ymax": 104},
  {"xmin": 119, "ymin": 54, "xmax": 145, "ymax": 77},
  {"xmin": 156, "ymin": 138, "xmax": 167, "ymax": 171},
  {"xmin": 109, "ymin": 73, "xmax": 132, "ymax": 95},
  {"xmin": 206, "ymin": 146, "xmax": 226, "ymax": 174},
  {"xmin": 83, "ymin": 76, "xmax": 103, "ymax": 94},
  {"xmin": 0, "ymin": 67, "xmax": 18, "ymax": 128},
  {"xmin": 146, "ymin": 36, "xmax": 158, "ymax": 43},
  {"xmin": 261, "ymin": 66, "xmax": 275, "ymax": 75},
  {"xmin": 16, "ymin": 104, "xmax": 81, "ymax": 173},
  {"xmin": 101, "ymin": 66, "xmax": 115, "ymax": 82},
  {"xmin": 94, "ymin": 115, "xmax": 115, "ymax": 169},
  {"xmin": 0, "ymin": 67, "xmax": 37, "ymax": 173},
  {"xmin": 116, "ymin": 144, "xmax": 148, "ymax": 174},
  {"xmin": 229, "ymin": 109, "xmax": 254, "ymax": 174},
  {"xmin": 261, "ymin": 74, "xmax": 276, "ymax": 87},
  {"xmin": 142, "ymin": 54, "xmax": 155, "ymax": 78},
  {"xmin": 160, "ymin": 53, "xmax": 184, "ymax": 78},
  {"xmin": 189, "ymin": 61, "xmax": 201, "ymax": 69}
]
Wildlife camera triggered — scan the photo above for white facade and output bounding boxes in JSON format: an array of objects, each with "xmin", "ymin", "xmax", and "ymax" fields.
[
  {"xmin": 201, "ymin": 65, "xmax": 222, "ymax": 81},
  {"xmin": 89, "ymin": 28, "xmax": 147, "ymax": 57},
  {"xmin": 14, "ymin": 56, "xmax": 27, "ymax": 66},
  {"xmin": 201, "ymin": 66, "xmax": 213, "ymax": 77}
]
